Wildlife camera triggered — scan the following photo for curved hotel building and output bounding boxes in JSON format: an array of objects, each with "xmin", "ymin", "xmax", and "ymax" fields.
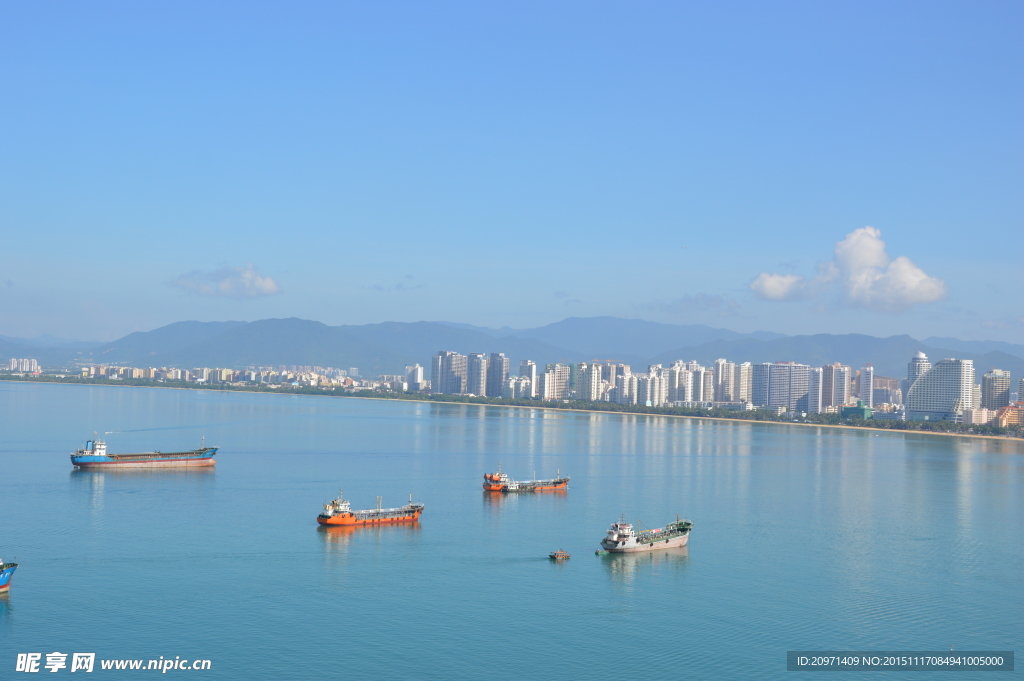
[{"xmin": 905, "ymin": 356, "xmax": 975, "ymax": 421}]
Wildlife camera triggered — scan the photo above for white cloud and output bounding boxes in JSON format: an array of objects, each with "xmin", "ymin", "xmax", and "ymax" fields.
[
  {"xmin": 750, "ymin": 273, "xmax": 806, "ymax": 301},
  {"xmin": 170, "ymin": 264, "xmax": 281, "ymax": 299},
  {"xmin": 750, "ymin": 226, "xmax": 946, "ymax": 312}
]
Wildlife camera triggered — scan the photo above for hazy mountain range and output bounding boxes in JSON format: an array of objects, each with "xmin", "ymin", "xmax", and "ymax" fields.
[{"xmin": 2, "ymin": 317, "xmax": 1023, "ymax": 382}]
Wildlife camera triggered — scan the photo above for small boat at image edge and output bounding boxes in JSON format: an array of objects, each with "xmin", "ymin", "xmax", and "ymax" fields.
[
  {"xmin": 70, "ymin": 437, "xmax": 218, "ymax": 469},
  {"xmin": 71, "ymin": 436, "xmax": 219, "ymax": 466},
  {"xmin": 599, "ymin": 515, "xmax": 693, "ymax": 553},
  {"xmin": 317, "ymin": 490, "xmax": 424, "ymax": 526},
  {"xmin": 483, "ymin": 465, "xmax": 569, "ymax": 492},
  {"xmin": 0, "ymin": 558, "xmax": 18, "ymax": 593}
]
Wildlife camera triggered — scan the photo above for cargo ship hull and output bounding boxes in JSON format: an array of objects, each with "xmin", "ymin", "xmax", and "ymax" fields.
[
  {"xmin": 71, "ymin": 438, "xmax": 217, "ymax": 469},
  {"xmin": 483, "ymin": 468, "xmax": 569, "ymax": 492},
  {"xmin": 605, "ymin": 532, "xmax": 689, "ymax": 553},
  {"xmin": 317, "ymin": 509, "xmax": 423, "ymax": 526},
  {"xmin": 70, "ymin": 449, "xmax": 218, "ymax": 469},
  {"xmin": 317, "ymin": 491, "xmax": 424, "ymax": 526},
  {"xmin": 0, "ymin": 563, "xmax": 17, "ymax": 593},
  {"xmin": 600, "ymin": 518, "xmax": 693, "ymax": 554}
]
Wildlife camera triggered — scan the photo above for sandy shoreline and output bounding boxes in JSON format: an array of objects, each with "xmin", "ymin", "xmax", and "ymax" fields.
[{"xmin": 6, "ymin": 377, "xmax": 1022, "ymax": 446}]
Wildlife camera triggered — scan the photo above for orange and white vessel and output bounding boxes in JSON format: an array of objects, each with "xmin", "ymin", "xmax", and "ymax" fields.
[
  {"xmin": 483, "ymin": 465, "xmax": 569, "ymax": 492},
  {"xmin": 316, "ymin": 490, "xmax": 423, "ymax": 526}
]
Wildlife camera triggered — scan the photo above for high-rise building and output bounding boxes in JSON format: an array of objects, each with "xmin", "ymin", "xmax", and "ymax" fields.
[
  {"xmin": 873, "ymin": 387, "xmax": 902, "ymax": 406},
  {"xmin": 519, "ymin": 360, "xmax": 537, "ymax": 397},
  {"xmin": 768, "ymin": 362, "xmax": 811, "ymax": 412},
  {"xmin": 537, "ymin": 370, "xmax": 554, "ymax": 400},
  {"xmin": 8, "ymin": 358, "xmax": 40, "ymax": 372},
  {"xmin": 637, "ymin": 369, "xmax": 668, "ymax": 406},
  {"xmin": 858, "ymin": 365, "xmax": 875, "ymax": 408},
  {"xmin": 544, "ymin": 363, "xmax": 571, "ymax": 400},
  {"xmin": 821, "ymin": 363, "xmax": 851, "ymax": 408},
  {"xmin": 807, "ymin": 367, "xmax": 824, "ymax": 413},
  {"xmin": 578, "ymin": 362, "xmax": 604, "ymax": 401},
  {"xmin": 733, "ymin": 362, "xmax": 752, "ymax": 403},
  {"xmin": 405, "ymin": 364, "xmax": 425, "ymax": 391},
  {"xmin": 466, "ymin": 353, "xmax": 488, "ymax": 396},
  {"xmin": 906, "ymin": 358, "xmax": 975, "ymax": 421},
  {"xmin": 486, "ymin": 353, "xmax": 509, "ymax": 397},
  {"xmin": 667, "ymin": 362, "xmax": 692, "ymax": 402},
  {"xmin": 432, "ymin": 351, "xmax": 467, "ymax": 395},
  {"xmin": 601, "ymin": 363, "xmax": 629, "ymax": 383},
  {"xmin": 751, "ymin": 363, "xmax": 771, "ymax": 406},
  {"xmin": 981, "ymin": 369, "xmax": 1011, "ymax": 410},
  {"xmin": 610, "ymin": 373, "xmax": 638, "ymax": 405},
  {"xmin": 903, "ymin": 351, "xmax": 931, "ymax": 397},
  {"xmin": 701, "ymin": 368, "xmax": 715, "ymax": 402},
  {"xmin": 502, "ymin": 376, "xmax": 531, "ymax": 399},
  {"xmin": 714, "ymin": 359, "xmax": 735, "ymax": 401}
]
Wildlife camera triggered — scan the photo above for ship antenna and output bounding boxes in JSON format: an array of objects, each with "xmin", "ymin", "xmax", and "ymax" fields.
[
  {"xmin": 409, "ymin": 493, "xmax": 413, "ymax": 504},
  {"xmin": 376, "ymin": 496, "xmax": 382, "ymax": 511}
]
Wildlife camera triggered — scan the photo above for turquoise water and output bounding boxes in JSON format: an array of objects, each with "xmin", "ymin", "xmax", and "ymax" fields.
[{"xmin": 1, "ymin": 382, "xmax": 1021, "ymax": 679}]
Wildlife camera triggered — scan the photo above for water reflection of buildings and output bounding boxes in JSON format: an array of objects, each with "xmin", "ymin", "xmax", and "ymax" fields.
[
  {"xmin": 601, "ymin": 546, "xmax": 690, "ymax": 584},
  {"xmin": 317, "ymin": 523, "xmax": 422, "ymax": 553}
]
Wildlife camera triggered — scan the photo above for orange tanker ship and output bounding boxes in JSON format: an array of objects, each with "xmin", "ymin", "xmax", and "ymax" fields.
[
  {"xmin": 483, "ymin": 466, "xmax": 569, "ymax": 492},
  {"xmin": 317, "ymin": 490, "xmax": 424, "ymax": 526}
]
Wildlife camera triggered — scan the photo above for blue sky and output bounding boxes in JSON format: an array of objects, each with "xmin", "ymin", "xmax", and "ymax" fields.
[{"xmin": 1, "ymin": 1, "xmax": 1021, "ymax": 341}]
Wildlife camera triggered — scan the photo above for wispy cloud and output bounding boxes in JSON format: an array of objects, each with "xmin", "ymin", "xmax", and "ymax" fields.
[
  {"xmin": 642, "ymin": 293, "xmax": 741, "ymax": 317},
  {"xmin": 751, "ymin": 227, "xmax": 946, "ymax": 312},
  {"xmin": 363, "ymin": 278, "xmax": 425, "ymax": 293},
  {"xmin": 169, "ymin": 264, "xmax": 281, "ymax": 299}
]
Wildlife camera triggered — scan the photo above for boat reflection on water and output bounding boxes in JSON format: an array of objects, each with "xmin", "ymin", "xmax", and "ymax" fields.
[
  {"xmin": 599, "ymin": 546, "xmax": 690, "ymax": 584},
  {"xmin": 70, "ymin": 467, "xmax": 216, "ymax": 479},
  {"xmin": 482, "ymin": 488, "xmax": 566, "ymax": 515},
  {"xmin": 70, "ymin": 467, "xmax": 215, "ymax": 514},
  {"xmin": 317, "ymin": 522, "xmax": 422, "ymax": 551}
]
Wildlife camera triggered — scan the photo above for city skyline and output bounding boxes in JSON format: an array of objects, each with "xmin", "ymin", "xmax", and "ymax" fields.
[
  {"xmin": 9, "ymin": 345, "xmax": 1018, "ymax": 427},
  {"xmin": 1, "ymin": 3, "xmax": 1021, "ymax": 342}
]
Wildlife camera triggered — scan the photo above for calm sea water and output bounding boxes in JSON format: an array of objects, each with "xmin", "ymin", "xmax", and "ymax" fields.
[{"xmin": 0, "ymin": 382, "xmax": 1021, "ymax": 680}]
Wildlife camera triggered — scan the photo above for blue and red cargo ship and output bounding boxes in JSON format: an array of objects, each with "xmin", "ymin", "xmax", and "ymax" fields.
[
  {"xmin": 70, "ymin": 438, "xmax": 218, "ymax": 469},
  {"xmin": 0, "ymin": 559, "xmax": 17, "ymax": 594}
]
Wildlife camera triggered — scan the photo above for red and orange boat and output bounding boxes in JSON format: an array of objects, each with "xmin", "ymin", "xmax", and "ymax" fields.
[
  {"xmin": 483, "ymin": 466, "xmax": 569, "ymax": 492},
  {"xmin": 317, "ymin": 490, "xmax": 424, "ymax": 526}
]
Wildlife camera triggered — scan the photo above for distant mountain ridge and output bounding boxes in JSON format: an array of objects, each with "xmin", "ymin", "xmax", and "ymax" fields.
[
  {"xmin": 433, "ymin": 317, "xmax": 786, "ymax": 355},
  {"xmin": 2, "ymin": 316, "xmax": 1022, "ymax": 382}
]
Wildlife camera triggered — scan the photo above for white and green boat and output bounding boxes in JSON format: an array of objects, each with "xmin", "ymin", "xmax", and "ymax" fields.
[{"xmin": 599, "ymin": 516, "xmax": 692, "ymax": 553}]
